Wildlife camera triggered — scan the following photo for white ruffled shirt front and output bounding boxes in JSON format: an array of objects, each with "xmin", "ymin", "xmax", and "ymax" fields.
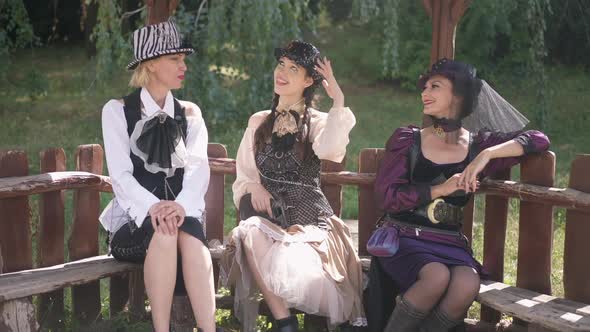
[
  {"xmin": 99, "ymin": 88, "xmax": 210, "ymax": 232},
  {"xmin": 232, "ymin": 106, "xmax": 356, "ymax": 207}
]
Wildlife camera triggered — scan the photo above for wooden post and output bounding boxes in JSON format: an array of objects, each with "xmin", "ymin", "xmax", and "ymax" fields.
[
  {"xmin": 462, "ymin": 197, "xmax": 475, "ymax": 243},
  {"xmin": 109, "ymin": 273, "xmax": 130, "ymax": 318},
  {"xmin": 422, "ymin": 0, "xmax": 472, "ymax": 65},
  {"xmin": 128, "ymin": 271, "xmax": 146, "ymax": 321},
  {"xmin": 517, "ymin": 152, "xmax": 555, "ymax": 294},
  {"xmin": 321, "ymin": 160, "xmax": 345, "ymax": 217},
  {"xmin": 564, "ymin": 154, "xmax": 590, "ymax": 303},
  {"xmin": 170, "ymin": 295, "xmax": 197, "ymax": 332},
  {"xmin": 0, "ymin": 151, "xmax": 32, "ymax": 273},
  {"xmin": 358, "ymin": 148, "xmax": 385, "ymax": 256},
  {"xmin": 514, "ymin": 152, "xmax": 555, "ymax": 328},
  {"xmin": 421, "ymin": 0, "xmax": 471, "ymax": 126},
  {"xmin": 206, "ymin": 144, "xmax": 228, "ymax": 245},
  {"xmin": 206, "ymin": 143, "xmax": 228, "ymax": 287},
  {"xmin": 38, "ymin": 148, "xmax": 66, "ymax": 329},
  {"xmin": 69, "ymin": 145, "xmax": 103, "ymax": 326},
  {"xmin": 480, "ymin": 168, "xmax": 511, "ymax": 324},
  {"xmin": 0, "ymin": 150, "xmax": 38, "ymax": 331},
  {"xmin": 145, "ymin": 0, "xmax": 179, "ymax": 24}
]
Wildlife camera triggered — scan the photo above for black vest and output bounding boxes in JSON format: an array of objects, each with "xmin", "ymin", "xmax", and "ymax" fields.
[{"xmin": 122, "ymin": 89, "xmax": 188, "ymax": 200}]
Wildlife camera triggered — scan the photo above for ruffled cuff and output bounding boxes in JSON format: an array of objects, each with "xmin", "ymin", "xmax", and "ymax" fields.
[
  {"xmin": 129, "ymin": 195, "xmax": 159, "ymax": 228},
  {"xmin": 513, "ymin": 130, "xmax": 550, "ymax": 154}
]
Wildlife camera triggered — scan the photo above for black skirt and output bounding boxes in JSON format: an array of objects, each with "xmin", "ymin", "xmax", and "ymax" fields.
[{"xmin": 110, "ymin": 216, "xmax": 207, "ymax": 295}]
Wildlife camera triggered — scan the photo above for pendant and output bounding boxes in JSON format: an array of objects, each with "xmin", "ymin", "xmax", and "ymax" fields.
[{"xmin": 433, "ymin": 125, "xmax": 445, "ymax": 138}]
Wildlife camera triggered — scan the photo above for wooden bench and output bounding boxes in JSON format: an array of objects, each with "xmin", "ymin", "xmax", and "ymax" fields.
[{"xmin": 2, "ymin": 144, "xmax": 590, "ymax": 331}]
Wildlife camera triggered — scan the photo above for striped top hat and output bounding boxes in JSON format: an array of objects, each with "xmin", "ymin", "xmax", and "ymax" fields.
[{"xmin": 127, "ymin": 20, "xmax": 194, "ymax": 70}]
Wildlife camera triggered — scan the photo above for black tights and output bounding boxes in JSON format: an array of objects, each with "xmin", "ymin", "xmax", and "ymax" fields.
[{"xmin": 402, "ymin": 263, "xmax": 480, "ymax": 320}]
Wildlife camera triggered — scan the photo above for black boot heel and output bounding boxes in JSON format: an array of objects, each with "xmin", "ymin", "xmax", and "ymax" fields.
[{"xmin": 275, "ymin": 315, "xmax": 299, "ymax": 332}]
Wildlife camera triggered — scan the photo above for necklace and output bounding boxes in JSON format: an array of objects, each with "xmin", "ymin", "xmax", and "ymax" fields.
[{"xmin": 433, "ymin": 125, "xmax": 446, "ymax": 138}]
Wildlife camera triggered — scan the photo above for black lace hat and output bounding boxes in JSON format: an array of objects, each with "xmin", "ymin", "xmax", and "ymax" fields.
[
  {"xmin": 418, "ymin": 58, "xmax": 482, "ymax": 119},
  {"xmin": 274, "ymin": 40, "xmax": 323, "ymax": 83}
]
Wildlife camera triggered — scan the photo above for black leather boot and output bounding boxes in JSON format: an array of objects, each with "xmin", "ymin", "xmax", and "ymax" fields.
[
  {"xmin": 274, "ymin": 315, "xmax": 299, "ymax": 332},
  {"xmin": 384, "ymin": 296, "xmax": 427, "ymax": 332},
  {"xmin": 419, "ymin": 307, "xmax": 463, "ymax": 332}
]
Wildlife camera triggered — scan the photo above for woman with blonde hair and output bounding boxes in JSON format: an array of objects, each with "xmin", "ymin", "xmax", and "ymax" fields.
[{"xmin": 99, "ymin": 21, "xmax": 218, "ymax": 332}]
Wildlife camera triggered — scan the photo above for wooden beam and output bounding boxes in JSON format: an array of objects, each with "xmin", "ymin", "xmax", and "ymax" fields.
[
  {"xmin": 0, "ymin": 171, "xmax": 111, "ymax": 198},
  {"xmin": 1, "ymin": 156, "xmax": 590, "ymax": 212},
  {"xmin": 0, "ymin": 247, "xmax": 224, "ymax": 303},
  {"xmin": 422, "ymin": 0, "xmax": 472, "ymax": 65},
  {"xmin": 0, "ymin": 256, "xmax": 140, "ymax": 302},
  {"xmin": 145, "ymin": 0, "xmax": 179, "ymax": 25}
]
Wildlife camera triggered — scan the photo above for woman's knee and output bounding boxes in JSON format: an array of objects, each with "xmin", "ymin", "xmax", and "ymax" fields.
[
  {"xmin": 451, "ymin": 267, "xmax": 480, "ymax": 299},
  {"xmin": 418, "ymin": 262, "xmax": 451, "ymax": 292},
  {"xmin": 149, "ymin": 231, "xmax": 179, "ymax": 251}
]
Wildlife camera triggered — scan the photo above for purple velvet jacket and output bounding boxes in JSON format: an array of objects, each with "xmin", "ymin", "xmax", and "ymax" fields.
[{"xmin": 374, "ymin": 126, "xmax": 550, "ymax": 213}]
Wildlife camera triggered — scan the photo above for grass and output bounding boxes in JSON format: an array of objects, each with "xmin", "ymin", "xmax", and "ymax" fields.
[{"xmin": 1, "ymin": 22, "xmax": 589, "ymax": 330}]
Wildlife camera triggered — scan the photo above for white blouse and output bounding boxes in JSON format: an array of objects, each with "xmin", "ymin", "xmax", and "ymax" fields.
[
  {"xmin": 232, "ymin": 107, "xmax": 356, "ymax": 207},
  {"xmin": 99, "ymin": 88, "xmax": 210, "ymax": 232}
]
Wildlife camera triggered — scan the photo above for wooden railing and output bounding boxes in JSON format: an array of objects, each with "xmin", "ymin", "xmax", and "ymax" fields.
[{"xmin": 1, "ymin": 145, "xmax": 590, "ymax": 330}]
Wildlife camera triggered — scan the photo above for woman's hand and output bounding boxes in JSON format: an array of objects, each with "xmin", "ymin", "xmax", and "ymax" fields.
[
  {"xmin": 249, "ymin": 183, "xmax": 274, "ymax": 217},
  {"xmin": 315, "ymin": 57, "xmax": 345, "ymax": 108},
  {"xmin": 149, "ymin": 201, "xmax": 186, "ymax": 235},
  {"xmin": 432, "ymin": 173, "xmax": 462, "ymax": 198},
  {"xmin": 458, "ymin": 149, "xmax": 491, "ymax": 193}
]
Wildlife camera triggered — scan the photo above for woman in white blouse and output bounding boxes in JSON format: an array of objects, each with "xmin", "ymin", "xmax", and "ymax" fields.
[
  {"xmin": 99, "ymin": 21, "xmax": 216, "ymax": 332},
  {"xmin": 225, "ymin": 40, "xmax": 366, "ymax": 331}
]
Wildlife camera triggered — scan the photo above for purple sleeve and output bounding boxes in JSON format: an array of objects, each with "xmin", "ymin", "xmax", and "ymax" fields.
[
  {"xmin": 475, "ymin": 129, "xmax": 550, "ymax": 177},
  {"xmin": 374, "ymin": 126, "xmax": 432, "ymax": 213}
]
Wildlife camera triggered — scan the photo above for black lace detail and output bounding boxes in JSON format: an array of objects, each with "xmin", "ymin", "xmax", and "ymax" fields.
[{"xmin": 255, "ymin": 143, "xmax": 333, "ymax": 228}]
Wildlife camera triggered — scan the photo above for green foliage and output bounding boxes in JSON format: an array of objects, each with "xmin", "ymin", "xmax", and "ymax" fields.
[
  {"xmin": 349, "ymin": 0, "xmax": 553, "ymax": 87},
  {"xmin": 348, "ymin": 0, "xmax": 430, "ymax": 89},
  {"xmin": 178, "ymin": 0, "xmax": 315, "ymax": 124},
  {"xmin": 90, "ymin": 0, "xmax": 315, "ymax": 124},
  {"xmin": 0, "ymin": 0, "xmax": 36, "ymax": 82},
  {"xmin": 348, "ymin": 0, "xmax": 554, "ymax": 129},
  {"xmin": 91, "ymin": 0, "xmax": 132, "ymax": 84},
  {"xmin": 545, "ymin": 0, "xmax": 590, "ymax": 67},
  {"xmin": 525, "ymin": 0, "xmax": 551, "ymax": 129}
]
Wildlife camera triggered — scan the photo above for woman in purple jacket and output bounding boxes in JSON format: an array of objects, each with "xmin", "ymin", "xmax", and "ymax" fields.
[{"xmin": 372, "ymin": 59, "xmax": 550, "ymax": 331}]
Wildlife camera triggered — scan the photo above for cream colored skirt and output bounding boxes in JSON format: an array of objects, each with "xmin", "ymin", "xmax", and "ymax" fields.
[{"xmin": 221, "ymin": 216, "xmax": 366, "ymax": 331}]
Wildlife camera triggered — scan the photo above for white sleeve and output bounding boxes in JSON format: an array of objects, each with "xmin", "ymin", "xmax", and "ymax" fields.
[
  {"xmin": 310, "ymin": 107, "xmax": 356, "ymax": 162},
  {"xmin": 232, "ymin": 112, "xmax": 268, "ymax": 207},
  {"xmin": 102, "ymin": 100, "xmax": 159, "ymax": 227},
  {"xmin": 174, "ymin": 104, "xmax": 210, "ymax": 220}
]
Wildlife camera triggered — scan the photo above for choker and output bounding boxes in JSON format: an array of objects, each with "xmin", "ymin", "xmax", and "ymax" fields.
[{"xmin": 429, "ymin": 116, "xmax": 462, "ymax": 137}]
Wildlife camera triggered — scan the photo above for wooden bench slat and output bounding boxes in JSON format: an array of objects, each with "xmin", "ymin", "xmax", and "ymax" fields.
[
  {"xmin": 477, "ymin": 280, "xmax": 590, "ymax": 332},
  {"xmin": 0, "ymin": 244, "xmax": 226, "ymax": 303},
  {"xmin": 0, "ymin": 255, "xmax": 140, "ymax": 302}
]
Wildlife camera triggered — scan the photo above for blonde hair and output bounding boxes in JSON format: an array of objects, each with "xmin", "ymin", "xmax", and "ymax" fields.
[{"xmin": 129, "ymin": 62, "xmax": 152, "ymax": 88}]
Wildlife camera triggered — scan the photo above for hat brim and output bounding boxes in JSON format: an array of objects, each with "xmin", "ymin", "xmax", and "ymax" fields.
[
  {"xmin": 273, "ymin": 47, "xmax": 324, "ymax": 83},
  {"xmin": 127, "ymin": 48, "xmax": 195, "ymax": 70}
]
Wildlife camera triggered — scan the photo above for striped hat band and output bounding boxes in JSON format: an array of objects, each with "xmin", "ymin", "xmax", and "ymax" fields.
[{"xmin": 127, "ymin": 20, "xmax": 194, "ymax": 70}]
